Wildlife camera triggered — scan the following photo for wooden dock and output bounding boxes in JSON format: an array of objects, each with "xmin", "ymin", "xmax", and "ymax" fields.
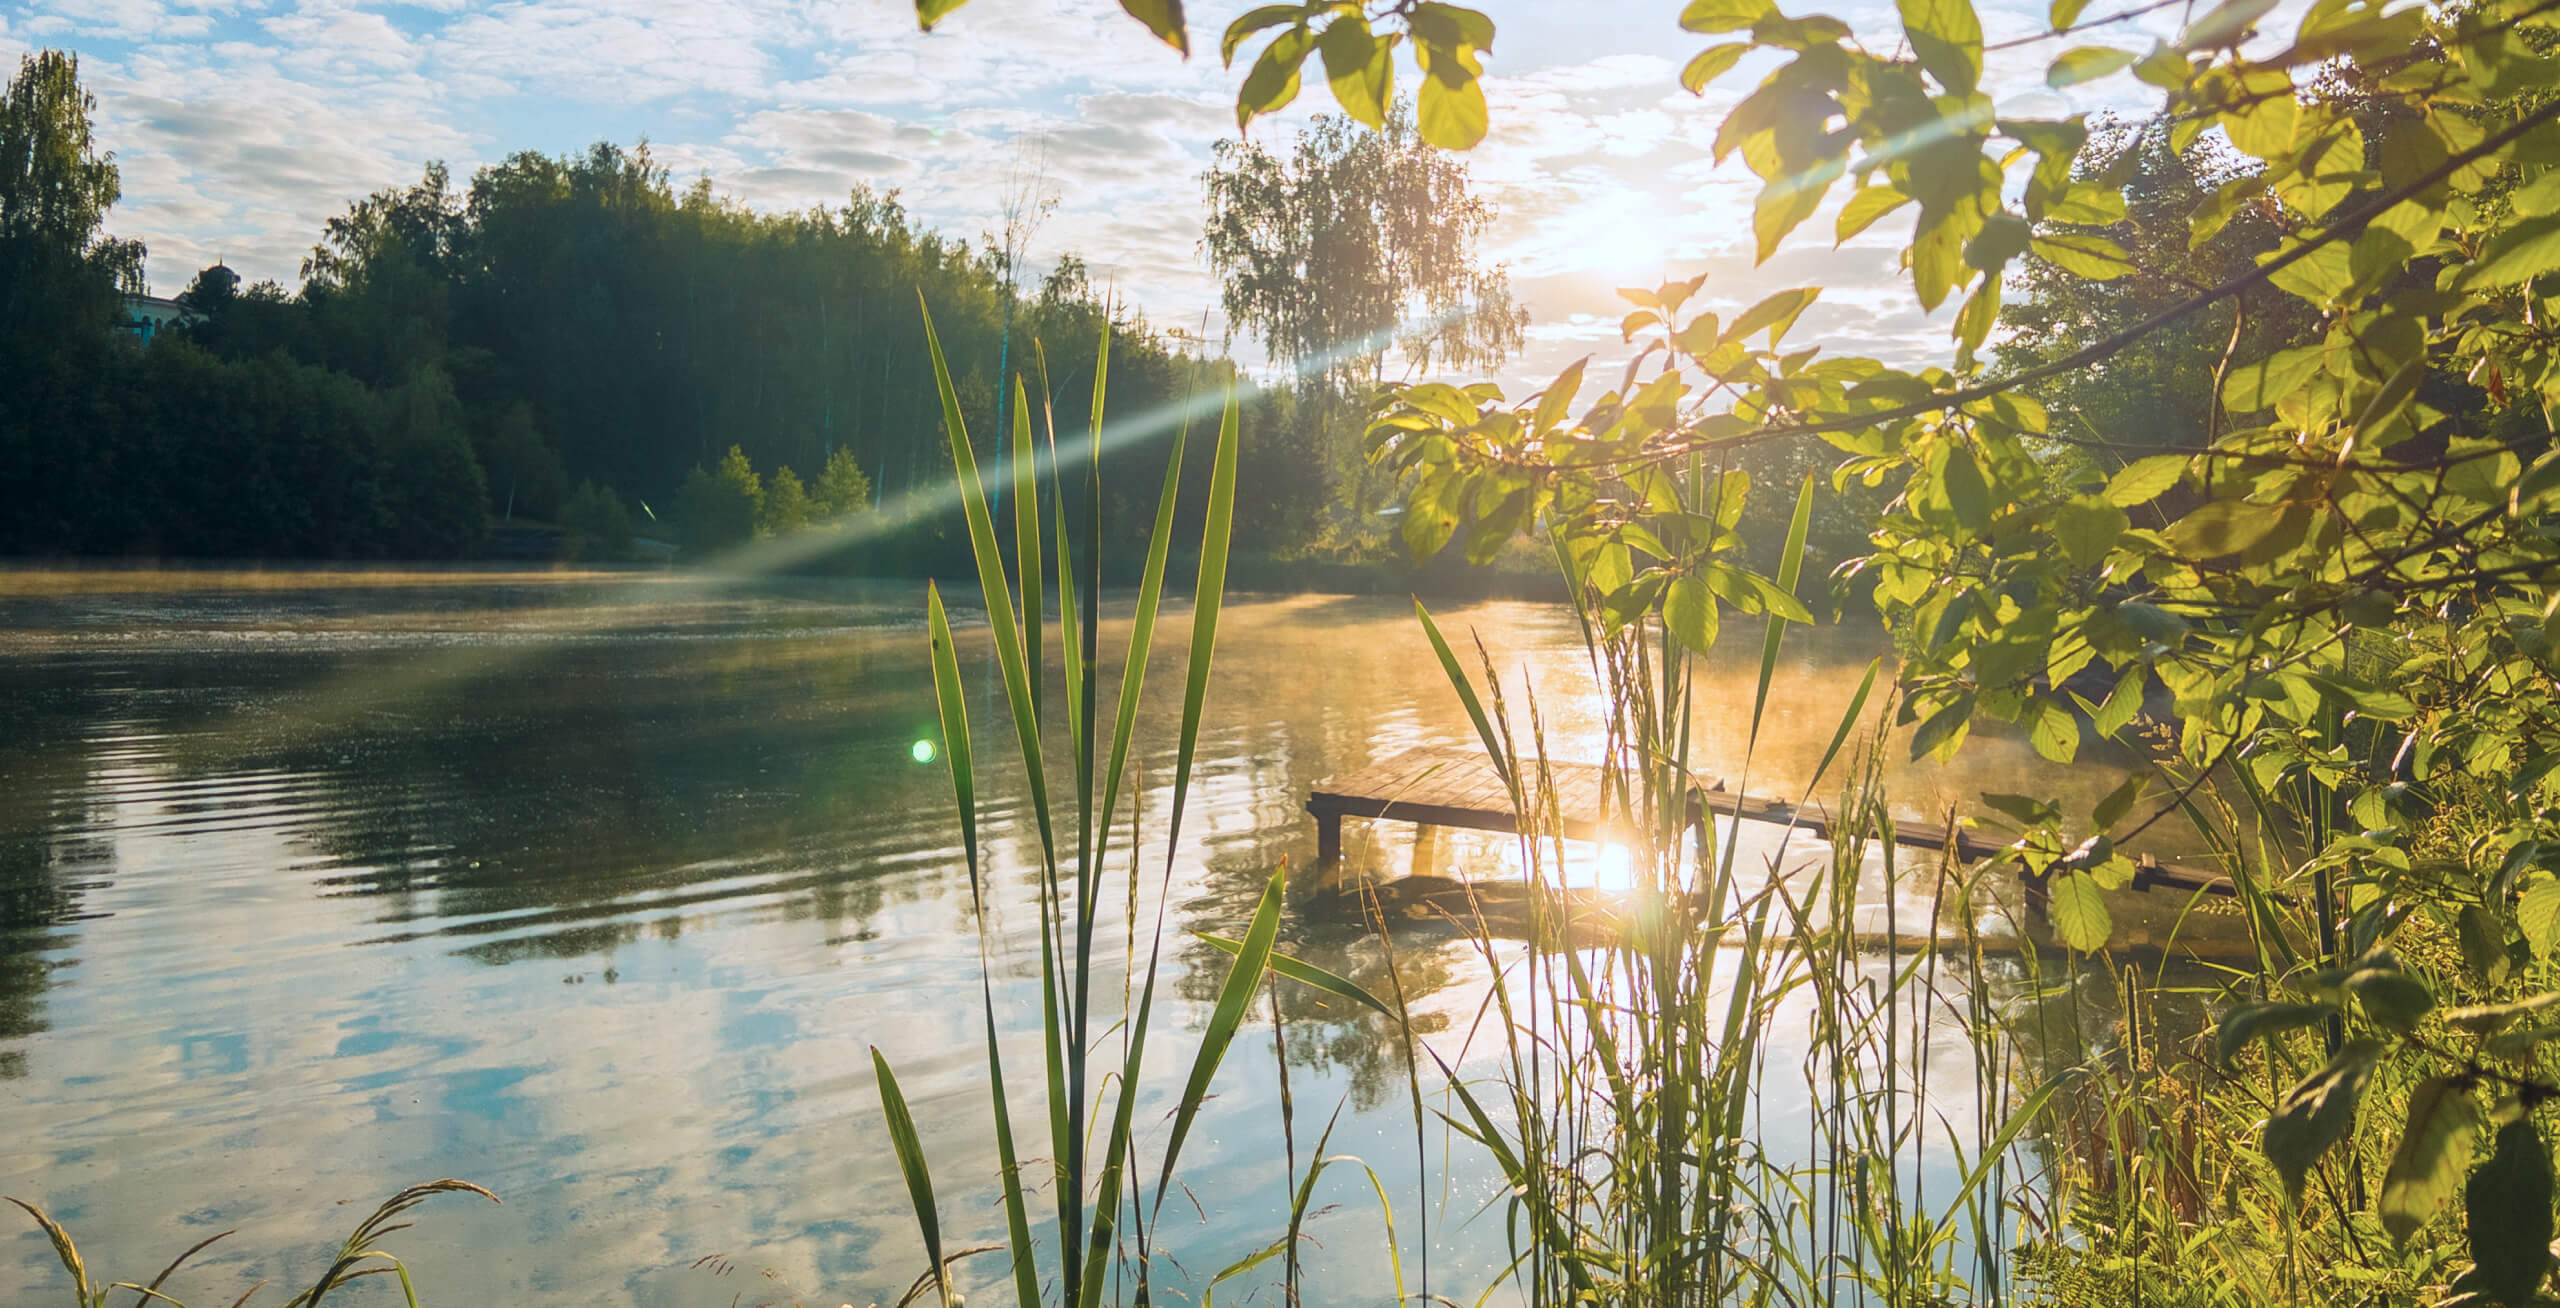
[
  {"xmin": 1305, "ymin": 744, "xmax": 1717, "ymax": 861},
  {"xmin": 1306, "ymin": 744, "xmax": 2237, "ymax": 899}
]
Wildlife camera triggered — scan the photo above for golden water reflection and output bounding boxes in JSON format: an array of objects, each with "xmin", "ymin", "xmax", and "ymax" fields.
[{"xmin": 0, "ymin": 573, "xmax": 2186, "ymax": 1305}]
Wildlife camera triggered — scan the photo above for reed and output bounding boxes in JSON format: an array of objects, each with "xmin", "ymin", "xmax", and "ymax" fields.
[
  {"xmin": 6, "ymin": 1181, "xmax": 495, "ymax": 1308},
  {"xmin": 874, "ymin": 300, "xmax": 1352, "ymax": 1308},
  {"xmin": 882, "ymin": 316, "xmax": 2407, "ymax": 1308}
]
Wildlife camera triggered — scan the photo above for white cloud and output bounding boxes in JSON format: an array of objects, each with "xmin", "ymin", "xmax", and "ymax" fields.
[{"xmin": 28, "ymin": 0, "xmax": 2266, "ymax": 390}]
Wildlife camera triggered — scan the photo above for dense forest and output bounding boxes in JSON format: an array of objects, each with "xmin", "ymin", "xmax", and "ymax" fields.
[{"xmin": 0, "ymin": 50, "xmax": 1332, "ymax": 566}]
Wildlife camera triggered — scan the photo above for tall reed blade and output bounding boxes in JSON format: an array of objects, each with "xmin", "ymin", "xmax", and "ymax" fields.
[
  {"xmin": 1413, "ymin": 599, "xmax": 1508, "ymax": 787},
  {"xmin": 918, "ymin": 295, "xmax": 1058, "ymax": 881},
  {"xmin": 871, "ymin": 1048, "xmax": 952, "ymax": 1308},
  {"xmin": 7, "ymin": 1197, "xmax": 95, "ymax": 1307},
  {"xmin": 1092, "ymin": 397, "xmax": 1189, "ymax": 886},
  {"xmin": 1154, "ymin": 862, "xmax": 1286, "ymax": 1204},
  {"xmin": 1164, "ymin": 386, "xmax": 1241, "ymax": 854},
  {"xmin": 1014, "ymin": 376, "xmax": 1044, "ymax": 729},
  {"xmin": 1079, "ymin": 386, "xmax": 1241, "ymax": 1308},
  {"xmin": 927, "ymin": 585, "xmax": 1040, "ymax": 1308},
  {"xmin": 919, "ymin": 297, "xmax": 1082, "ymax": 1282}
]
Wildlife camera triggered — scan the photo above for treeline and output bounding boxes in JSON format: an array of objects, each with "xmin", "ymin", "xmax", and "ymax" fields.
[{"xmin": 0, "ymin": 51, "xmax": 1331, "ymax": 564}]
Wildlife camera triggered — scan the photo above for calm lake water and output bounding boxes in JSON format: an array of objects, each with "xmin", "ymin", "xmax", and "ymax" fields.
[{"xmin": 0, "ymin": 570, "xmax": 2157, "ymax": 1306}]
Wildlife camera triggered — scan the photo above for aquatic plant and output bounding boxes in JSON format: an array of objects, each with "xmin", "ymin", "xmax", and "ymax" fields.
[{"xmin": 7, "ymin": 1180, "xmax": 495, "ymax": 1308}]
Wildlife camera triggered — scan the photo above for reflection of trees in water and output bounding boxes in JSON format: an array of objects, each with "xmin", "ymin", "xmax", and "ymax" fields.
[
  {"xmin": 0, "ymin": 712, "xmax": 114, "ymax": 1080},
  {"xmin": 278, "ymin": 638, "xmax": 943, "ymax": 961}
]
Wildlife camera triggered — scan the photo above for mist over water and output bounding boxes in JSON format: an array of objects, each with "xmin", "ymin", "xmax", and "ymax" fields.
[{"xmin": 0, "ymin": 572, "xmax": 2146, "ymax": 1305}]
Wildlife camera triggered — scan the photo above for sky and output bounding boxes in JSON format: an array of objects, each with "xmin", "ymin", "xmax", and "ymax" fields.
[{"xmin": 2, "ymin": 0, "xmax": 2203, "ymax": 393}]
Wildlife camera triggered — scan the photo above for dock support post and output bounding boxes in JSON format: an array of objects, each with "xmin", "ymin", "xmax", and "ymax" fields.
[{"xmin": 1315, "ymin": 808, "xmax": 1342, "ymax": 863}]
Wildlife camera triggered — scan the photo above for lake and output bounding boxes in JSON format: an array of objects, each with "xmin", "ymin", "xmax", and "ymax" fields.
[{"xmin": 0, "ymin": 569, "xmax": 2161, "ymax": 1305}]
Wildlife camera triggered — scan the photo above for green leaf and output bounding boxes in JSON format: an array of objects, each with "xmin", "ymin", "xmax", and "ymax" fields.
[
  {"xmin": 1756, "ymin": 163, "xmax": 1842, "ymax": 262},
  {"xmin": 2468, "ymin": 1119, "xmax": 2553, "ymax": 1305},
  {"xmin": 1414, "ymin": 599, "xmax": 1509, "ymax": 788},
  {"xmin": 2030, "ymin": 697, "xmax": 2081, "ymax": 764},
  {"xmin": 2165, "ymin": 499, "xmax": 2282, "ymax": 558},
  {"xmin": 1722, "ymin": 287, "xmax": 1821, "ymax": 346},
  {"xmin": 1156, "ymin": 864, "xmax": 1286, "ymax": 1204},
  {"xmin": 2262, "ymin": 1038, "xmax": 2383, "ymax": 1197},
  {"xmin": 2351, "ymin": 353, "xmax": 2427, "ymax": 443},
  {"xmin": 1952, "ymin": 274, "xmax": 2001, "ymax": 355},
  {"xmin": 2093, "ymin": 771, "xmax": 2148, "ymax": 829},
  {"xmin": 1913, "ymin": 214, "xmax": 1965, "ymax": 310},
  {"xmin": 1221, "ymin": 4, "xmax": 1301, "ymax": 63},
  {"xmin": 1942, "ymin": 442, "xmax": 1992, "ymax": 532},
  {"xmin": 2460, "ymin": 905, "xmax": 2514, "ymax": 987},
  {"xmin": 1237, "ymin": 24, "xmax": 1313, "ymax": 129},
  {"xmin": 2445, "ymin": 992, "xmax": 2560, "ymax": 1034},
  {"xmin": 1681, "ymin": 0, "xmax": 1774, "ymax": 33},
  {"xmin": 2047, "ymin": 46, "xmax": 2137, "ymax": 87},
  {"xmin": 2049, "ymin": 871, "xmax": 2110, "ymax": 950},
  {"xmin": 2052, "ymin": 494, "xmax": 2129, "ymax": 568},
  {"xmin": 2105, "ymin": 454, "xmax": 2187, "ymax": 506},
  {"xmin": 871, "ymin": 1049, "xmax": 950, "ymax": 1307},
  {"xmin": 1532, "ymin": 357, "xmax": 1587, "ymax": 435},
  {"xmin": 2266, "ymin": 238, "xmax": 2355, "ymax": 305},
  {"xmin": 2031, "ymin": 232, "xmax": 2135, "ymax": 279},
  {"xmin": 1201, "ymin": 937, "xmax": 1396, "ymax": 1017},
  {"xmin": 2222, "ymin": 89, "xmax": 2299, "ymax": 160},
  {"xmin": 2470, "ymin": 213, "xmax": 2560, "ymax": 289},
  {"xmin": 1317, "ymin": 15, "xmax": 1393, "ymax": 127},
  {"xmin": 1898, "ymin": 0, "xmax": 1983, "ymax": 94},
  {"xmin": 1416, "ymin": 50, "xmax": 1488, "ymax": 149},
  {"xmin": 1681, "ymin": 41, "xmax": 1750, "ymax": 94},
  {"xmin": 2216, "ymin": 1000, "xmax": 2333, "ymax": 1069},
  {"xmin": 1665, "ymin": 572, "xmax": 1720, "ymax": 655},
  {"xmin": 1910, "ymin": 692, "xmax": 1974, "ymax": 761},
  {"xmin": 1983, "ymin": 791, "xmax": 2061, "ymax": 826},
  {"xmin": 1836, "ymin": 184, "xmax": 1913, "ymax": 243},
  {"xmin": 2513, "ymin": 170, "xmax": 2560, "ymax": 219},
  {"xmin": 2521, "ymin": 881, "xmax": 2560, "ymax": 952},
  {"xmin": 2050, "ymin": 0, "xmax": 2090, "ymax": 29},
  {"xmin": 2184, "ymin": 0, "xmax": 2279, "ymax": 47},
  {"xmin": 1119, "ymin": 0, "xmax": 1189, "ymax": 54},
  {"xmin": 2348, "ymin": 966, "xmax": 2435, "ymax": 1032},
  {"xmin": 2223, "ymin": 345, "xmax": 2326, "ymax": 412},
  {"xmin": 2381, "ymin": 1076, "xmax": 2479, "ymax": 1247}
]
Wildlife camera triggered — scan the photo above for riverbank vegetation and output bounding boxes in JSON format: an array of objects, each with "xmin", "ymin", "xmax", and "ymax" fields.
[
  {"xmin": 16, "ymin": 0, "xmax": 2560, "ymax": 1301},
  {"xmin": 880, "ymin": 0, "xmax": 2560, "ymax": 1305},
  {"xmin": 0, "ymin": 53, "xmax": 1526, "ymax": 577}
]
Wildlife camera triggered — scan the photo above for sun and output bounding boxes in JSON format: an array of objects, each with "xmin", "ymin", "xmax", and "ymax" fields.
[{"xmin": 1576, "ymin": 204, "xmax": 1693, "ymax": 292}]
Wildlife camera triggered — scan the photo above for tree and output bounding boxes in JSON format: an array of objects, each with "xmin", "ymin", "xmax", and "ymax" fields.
[
  {"xmin": 760, "ymin": 464, "xmax": 813, "ymax": 535},
  {"xmin": 675, "ymin": 444, "xmax": 762, "ymax": 555},
  {"xmin": 1994, "ymin": 122, "xmax": 2320, "ymax": 453},
  {"xmin": 1204, "ymin": 102, "xmax": 1524, "ymax": 519},
  {"xmin": 812, "ymin": 447, "xmax": 874, "ymax": 519},
  {"xmin": 558, "ymin": 480, "xmax": 634, "ymax": 559},
  {"xmin": 0, "ymin": 50, "xmax": 141, "ymax": 355},
  {"xmin": 1203, "ymin": 102, "xmax": 1522, "ymax": 395}
]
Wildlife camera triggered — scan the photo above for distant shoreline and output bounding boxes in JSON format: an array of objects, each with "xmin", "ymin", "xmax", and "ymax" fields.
[{"xmin": 0, "ymin": 556, "xmax": 1569, "ymax": 604}]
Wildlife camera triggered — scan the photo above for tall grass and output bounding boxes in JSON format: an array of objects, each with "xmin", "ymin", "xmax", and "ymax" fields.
[
  {"xmin": 882, "ymin": 322, "xmax": 2308, "ymax": 1308},
  {"xmin": 7, "ymin": 1180, "xmax": 496, "ymax": 1308},
  {"xmin": 875, "ymin": 302, "xmax": 1332, "ymax": 1307}
]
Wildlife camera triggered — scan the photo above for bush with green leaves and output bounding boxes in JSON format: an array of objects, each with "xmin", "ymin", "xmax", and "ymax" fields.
[{"xmin": 914, "ymin": 0, "xmax": 2560, "ymax": 1298}]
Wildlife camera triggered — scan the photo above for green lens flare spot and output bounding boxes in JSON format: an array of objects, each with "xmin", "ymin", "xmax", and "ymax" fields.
[{"xmin": 911, "ymin": 738, "xmax": 938, "ymax": 765}]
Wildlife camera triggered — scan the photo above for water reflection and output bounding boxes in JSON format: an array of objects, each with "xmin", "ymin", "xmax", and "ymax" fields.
[{"xmin": 0, "ymin": 573, "xmax": 2178, "ymax": 1305}]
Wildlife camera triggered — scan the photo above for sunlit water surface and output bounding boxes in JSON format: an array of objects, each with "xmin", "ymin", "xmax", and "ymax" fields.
[{"xmin": 0, "ymin": 571, "xmax": 2163, "ymax": 1305}]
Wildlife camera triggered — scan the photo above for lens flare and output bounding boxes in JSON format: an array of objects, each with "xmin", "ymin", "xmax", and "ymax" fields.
[{"xmin": 911, "ymin": 738, "xmax": 938, "ymax": 764}]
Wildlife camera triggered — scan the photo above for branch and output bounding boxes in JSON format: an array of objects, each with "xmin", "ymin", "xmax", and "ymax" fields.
[{"xmin": 1642, "ymin": 93, "xmax": 2560, "ymax": 461}]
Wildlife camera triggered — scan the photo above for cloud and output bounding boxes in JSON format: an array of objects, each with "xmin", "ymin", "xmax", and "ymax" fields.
[{"xmin": 28, "ymin": 0, "xmax": 2240, "ymax": 391}]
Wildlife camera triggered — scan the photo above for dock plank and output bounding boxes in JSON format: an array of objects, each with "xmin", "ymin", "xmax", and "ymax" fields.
[{"xmin": 1306, "ymin": 744, "xmax": 2236, "ymax": 899}]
